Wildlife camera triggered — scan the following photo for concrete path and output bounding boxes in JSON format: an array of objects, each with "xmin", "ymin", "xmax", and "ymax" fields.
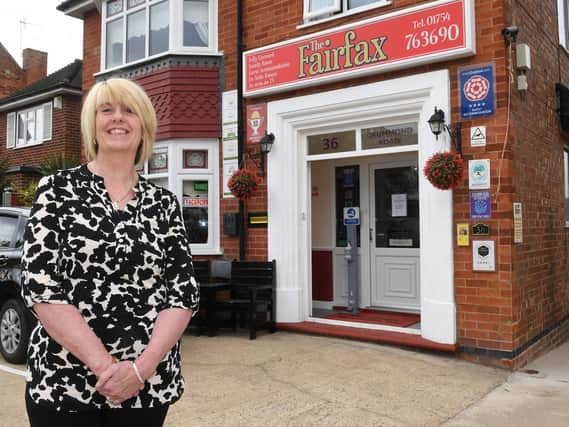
[
  {"xmin": 443, "ymin": 339, "xmax": 569, "ymax": 427},
  {"xmin": 1, "ymin": 331, "xmax": 508, "ymax": 426}
]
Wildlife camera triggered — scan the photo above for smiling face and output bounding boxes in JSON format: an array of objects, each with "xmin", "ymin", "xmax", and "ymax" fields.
[{"xmin": 95, "ymin": 103, "xmax": 142, "ymax": 160}]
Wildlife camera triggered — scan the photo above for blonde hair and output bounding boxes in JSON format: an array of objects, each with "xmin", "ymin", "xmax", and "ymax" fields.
[{"xmin": 81, "ymin": 78, "xmax": 157, "ymax": 164}]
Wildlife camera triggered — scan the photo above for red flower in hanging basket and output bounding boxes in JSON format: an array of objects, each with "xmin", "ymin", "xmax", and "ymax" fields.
[
  {"xmin": 423, "ymin": 151, "xmax": 465, "ymax": 190},
  {"xmin": 228, "ymin": 168, "xmax": 261, "ymax": 200}
]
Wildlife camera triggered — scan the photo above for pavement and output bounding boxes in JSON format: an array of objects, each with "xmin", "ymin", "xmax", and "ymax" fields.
[{"xmin": 0, "ymin": 330, "xmax": 567, "ymax": 426}]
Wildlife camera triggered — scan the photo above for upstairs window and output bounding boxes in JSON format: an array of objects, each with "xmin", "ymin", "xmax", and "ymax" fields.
[
  {"xmin": 102, "ymin": 0, "xmax": 217, "ymax": 71},
  {"xmin": 303, "ymin": 0, "xmax": 390, "ymax": 23},
  {"xmin": 6, "ymin": 102, "xmax": 52, "ymax": 149}
]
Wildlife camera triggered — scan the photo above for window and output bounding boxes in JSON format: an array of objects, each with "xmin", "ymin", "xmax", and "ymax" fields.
[
  {"xmin": 6, "ymin": 102, "xmax": 52, "ymax": 149},
  {"xmin": 183, "ymin": 0, "xmax": 209, "ymax": 47},
  {"xmin": 140, "ymin": 140, "xmax": 220, "ymax": 254},
  {"xmin": 559, "ymin": 0, "xmax": 569, "ymax": 49},
  {"xmin": 564, "ymin": 148, "xmax": 569, "ymax": 225},
  {"xmin": 304, "ymin": 0, "xmax": 389, "ymax": 23},
  {"xmin": 0, "ymin": 215, "xmax": 18, "ymax": 248},
  {"xmin": 102, "ymin": 0, "xmax": 217, "ymax": 70}
]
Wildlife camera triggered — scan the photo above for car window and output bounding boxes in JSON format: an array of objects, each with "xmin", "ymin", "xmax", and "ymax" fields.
[
  {"xmin": 0, "ymin": 215, "xmax": 18, "ymax": 248},
  {"xmin": 15, "ymin": 215, "xmax": 28, "ymax": 248}
]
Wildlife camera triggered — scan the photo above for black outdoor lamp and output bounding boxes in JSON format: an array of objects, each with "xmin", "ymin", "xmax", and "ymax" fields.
[
  {"xmin": 249, "ymin": 131, "xmax": 275, "ymax": 177},
  {"xmin": 428, "ymin": 107, "xmax": 462, "ymax": 155}
]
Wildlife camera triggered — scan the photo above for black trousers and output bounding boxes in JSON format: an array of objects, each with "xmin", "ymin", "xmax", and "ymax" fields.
[{"xmin": 26, "ymin": 390, "xmax": 169, "ymax": 427}]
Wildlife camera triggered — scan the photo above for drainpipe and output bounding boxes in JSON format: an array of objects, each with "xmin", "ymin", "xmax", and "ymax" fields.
[{"xmin": 237, "ymin": 0, "xmax": 246, "ymax": 260}]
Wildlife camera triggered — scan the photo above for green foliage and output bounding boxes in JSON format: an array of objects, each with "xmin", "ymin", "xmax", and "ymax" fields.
[
  {"xmin": 38, "ymin": 153, "xmax": 80, "ymax": 176},
  {"xmin": 20, "ymin": 180, "xmax": 38, "ymax": 207}
]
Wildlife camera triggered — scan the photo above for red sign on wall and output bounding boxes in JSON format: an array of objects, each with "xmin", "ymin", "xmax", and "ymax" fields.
[
  {"xmin": 244, "ymin": 0, "xmax": 474, "ymax": 96},
  {"xmin": 246, "ymin": 103, "xmax": 267, "ymax": 145}
]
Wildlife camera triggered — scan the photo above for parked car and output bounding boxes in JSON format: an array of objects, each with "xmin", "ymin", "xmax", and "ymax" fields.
[{"xmin": 0, "ymin": 207, "xmax": 35, "ymax": 364}]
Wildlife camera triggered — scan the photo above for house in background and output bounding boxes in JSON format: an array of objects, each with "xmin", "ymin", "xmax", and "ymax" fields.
[
  {"xmin": 0, "ymin": 54, "xmax": 82, "ymax": 205},
  {"xmin": 56, "ymin": 0, "xmax": 569, "ymax": 369},
  {"xmin": 0, "ymin": 43, "xmax": 48, "ymax": 99}
]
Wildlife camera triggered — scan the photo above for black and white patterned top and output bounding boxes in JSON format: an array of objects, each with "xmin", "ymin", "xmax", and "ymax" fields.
[{"xmin": 22, "ymin": 164, "xmax": 200, "ymax": 411}]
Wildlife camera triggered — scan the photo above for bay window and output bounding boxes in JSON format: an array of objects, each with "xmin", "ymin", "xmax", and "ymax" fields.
[
  {"xmin": 102, "ymin": 0, "xmax": 217, "ymax": 71},
  {"xmin": 303, "ymin": 0, "xmax": 390, "ymax": 23},
  {"xmin": 6, "ymin": 102, "xmax": 52, "ymax": 149},
  {"xmin": 140, "ymin": 140, "xmax": 221, "ymax": 254}
]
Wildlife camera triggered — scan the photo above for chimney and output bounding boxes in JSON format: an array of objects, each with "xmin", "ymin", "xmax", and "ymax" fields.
[{"xmin": 23, "ymin": 48, "xmax": 47, "ymax": 85}]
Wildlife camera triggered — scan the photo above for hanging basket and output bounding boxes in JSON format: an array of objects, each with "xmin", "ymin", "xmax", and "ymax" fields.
[
  {"xmin": 228, "ymin": 168, "xmax": 261, "ymax": 200},
  {"xmin": 423, "ymin": 151, "xmax": 465, "ymax": 190}
]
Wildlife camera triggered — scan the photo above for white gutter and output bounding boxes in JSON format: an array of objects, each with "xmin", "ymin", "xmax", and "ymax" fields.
[{"xmin": 0, "ymin": 88, "xmax": 82, "ymax": 112}]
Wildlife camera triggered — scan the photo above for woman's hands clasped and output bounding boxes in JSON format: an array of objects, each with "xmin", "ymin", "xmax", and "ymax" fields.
[{"xmin": 95, "ymin": 361, "xmax": 145, "ymax": 405}]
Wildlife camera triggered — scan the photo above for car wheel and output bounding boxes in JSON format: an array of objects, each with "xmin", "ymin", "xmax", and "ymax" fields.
[{"xmin": 0, "ymin": 299, "xmax": 33, "ymax": 364}]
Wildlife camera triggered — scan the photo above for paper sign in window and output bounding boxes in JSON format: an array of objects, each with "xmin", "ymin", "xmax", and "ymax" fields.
[{"xmin": 391, "ymin": 193, "xmax": 407, "ymax": 217}]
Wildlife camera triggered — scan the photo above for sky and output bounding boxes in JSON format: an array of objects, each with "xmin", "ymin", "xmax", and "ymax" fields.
[{"xmin": 0, "ymin": 0, "xmax": 83, "ymax": 74}]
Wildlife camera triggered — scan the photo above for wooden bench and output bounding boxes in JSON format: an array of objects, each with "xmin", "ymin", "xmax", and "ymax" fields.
[{"xmin": 214, "ymin": 260, "xmax": 277, "ymax": 340}]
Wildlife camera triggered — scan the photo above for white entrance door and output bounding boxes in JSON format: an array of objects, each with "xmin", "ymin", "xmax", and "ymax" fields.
[{"xmin": 369, "ymin": 161, "xmax": 420, "ymax": 311}]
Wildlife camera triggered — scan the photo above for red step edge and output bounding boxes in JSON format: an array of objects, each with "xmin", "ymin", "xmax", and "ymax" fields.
[{"xmin": 277, "ymin": 322, "xmax": 458, "ymax": 353}]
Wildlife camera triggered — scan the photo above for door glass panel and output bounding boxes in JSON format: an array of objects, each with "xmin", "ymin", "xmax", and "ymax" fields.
[
  {"xmin": 308, "ymin": 130, "xmax": 356, "ymax": 155},
  {"xmin": 361, "ymin": 123, "xmax": 418, "ymax": 150},
  {"xmin": 375, "ymin": 166, "xmax": 419, "ymax": 248},
  {"xmin": 182, "ymin": 180, "xmax": 209, "ymax": 244},
  {"xmin": 335, "ymin": 166, "xmax": 360, "ymax": 247}
]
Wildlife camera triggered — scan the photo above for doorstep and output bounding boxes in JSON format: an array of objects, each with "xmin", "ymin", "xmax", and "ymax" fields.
[{"xmin": 277, "ymin": 321, "xmax": 458, "ymax": 353}]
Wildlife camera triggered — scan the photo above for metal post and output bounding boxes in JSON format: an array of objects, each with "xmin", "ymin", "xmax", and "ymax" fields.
[{"xmin": 345, "ymin": 224, "xmax": 359, "ymax": 313}]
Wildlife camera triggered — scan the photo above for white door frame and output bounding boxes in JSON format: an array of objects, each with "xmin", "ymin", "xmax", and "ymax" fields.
[{"xmin": 267, "ymin": 70, "xmax": 456, "ymax": 344}]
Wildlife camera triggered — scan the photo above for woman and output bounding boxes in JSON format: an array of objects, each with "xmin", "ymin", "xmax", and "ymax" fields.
[{"xmin": 22, "ymin": 78, "xmax": 200, "ymax": 426}]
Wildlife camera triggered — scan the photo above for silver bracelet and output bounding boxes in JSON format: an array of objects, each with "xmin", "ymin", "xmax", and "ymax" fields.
[{"xmin": 132, "ymin": 361, "xmax": 145, "ymax": 384}]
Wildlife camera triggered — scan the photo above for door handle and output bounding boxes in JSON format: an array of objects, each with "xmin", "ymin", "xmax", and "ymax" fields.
[{"xmin": 369, "ymin": 228, "xmax": 373, "ymax": 241}]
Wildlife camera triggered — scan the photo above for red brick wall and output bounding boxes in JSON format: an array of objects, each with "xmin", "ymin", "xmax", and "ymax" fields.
[
  {"xmin": 83, "ymin": 10, "xmax": 101, "ymax": 96},
  {"xmin": 22, "ymin": 49, "xmax": 47, "ymax": 85},
  {"xmin": 0, "ymin": 94, "xmax": 82, "ymax": 199},
  {"xmin": 506, "ymin": 0, "xmax": 569, "ymax": 366},
  {"xmin": 0, "ymin": 45, "xmax": 25, "ymax": 98}
]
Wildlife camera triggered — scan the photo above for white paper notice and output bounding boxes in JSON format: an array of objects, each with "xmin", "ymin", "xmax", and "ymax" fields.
[{"xmin": 392, "ymin": 193, "xmax": 407, "ymax": 217}]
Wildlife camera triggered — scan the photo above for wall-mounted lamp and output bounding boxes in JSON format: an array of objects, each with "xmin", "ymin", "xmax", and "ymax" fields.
[
  {"xmin": 427, "ymin": 107, "xmax": 462, "ymax": 155},
  {"xmin": 248, "ymin": 132, "xmax": 275, "ymax": 177}
]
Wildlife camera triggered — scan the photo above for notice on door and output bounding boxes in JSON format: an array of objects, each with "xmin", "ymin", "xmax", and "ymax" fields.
[{"xmin": 391, "ymin": 193, "xmax": 407, "ymax": 217}]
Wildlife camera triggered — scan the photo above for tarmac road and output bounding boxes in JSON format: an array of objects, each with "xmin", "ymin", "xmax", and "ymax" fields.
[{"xmin": 0, "ymin": 331, "xmax": 508, "ymax": 426}]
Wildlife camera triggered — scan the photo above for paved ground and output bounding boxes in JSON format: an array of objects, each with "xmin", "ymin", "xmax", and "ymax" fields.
[
  {"xmin": 443, "ymin": 339, "xmax": 569, "ymax": 427},
  {"xmin": 1, "ymin": 330, "xmax": 507, "ymax": 426}
]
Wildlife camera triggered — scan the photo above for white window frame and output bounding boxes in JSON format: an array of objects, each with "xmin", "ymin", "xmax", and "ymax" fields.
[
  {"xmin": 101, "ymin": 0, "xmax": 219, "ymax": 72},
  {"xmin": 6, "ymin": 102, "xmax": 52, "ymax": 149},
  {"xmin": 142, "ymin": 139, "xmax": 221, "ymax": 254},
  {"xmin": 302, "ymin": 0, "xmax": 390, "ymax": 25},
  {"xmin": 559, "ymin": 0, "xmax": 569, "ymax": 49},
  {"xmin": 564, "ymin": 147, "xmax": 569, "ymax": 227}
]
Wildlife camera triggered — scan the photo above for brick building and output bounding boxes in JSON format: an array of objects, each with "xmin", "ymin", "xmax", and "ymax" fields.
[
  {"xmin": 57, "ymin": 0, "xmax": 569, "ymax": 368},
  {"xmin": 0, "ymin": 44, "xmax": 48, "ymax": 99},
  {"xmin": 0, "ymin": 56, "xmax": 82, "ymax": 205}
]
